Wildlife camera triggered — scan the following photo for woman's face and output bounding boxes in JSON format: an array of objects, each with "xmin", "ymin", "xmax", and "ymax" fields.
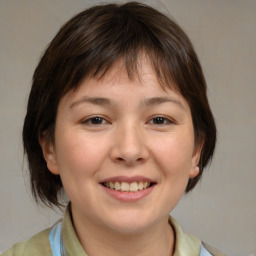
[{"xmin": 42, "ymin": 57, "xmax": 201, "ymax": 234}]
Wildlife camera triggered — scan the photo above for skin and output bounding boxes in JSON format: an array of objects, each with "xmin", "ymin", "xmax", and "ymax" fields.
[{"xmin": 40, "ymin": 57, "xmax": 202, "ymax": 256}]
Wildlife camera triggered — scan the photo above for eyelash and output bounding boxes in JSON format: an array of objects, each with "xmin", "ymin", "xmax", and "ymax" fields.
[
  {"xmin": 81, "ymin": 115, "xmax": 174, "ymax": 126},
  {"xmin": 147, "ymin": 116, "xmax": 174, "ymax": 125},
  {"xmin": 81, "ymin": 116, "xmax": 110, "ymax": 125}
]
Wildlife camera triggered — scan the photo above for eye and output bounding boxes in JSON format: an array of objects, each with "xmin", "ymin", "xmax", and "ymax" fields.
[
  {"xmin": 81, "ymin": 116, "xmax": 109, "ymax": 125},
  {"xmin": 147, "ymin": 116, "xmax": 173, "ymax": 125}
]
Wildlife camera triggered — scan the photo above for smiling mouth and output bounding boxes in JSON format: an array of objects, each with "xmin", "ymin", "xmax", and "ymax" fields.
[{"xmin": 101, "ymin": 181, "xmax": 155, "ymax": 192}]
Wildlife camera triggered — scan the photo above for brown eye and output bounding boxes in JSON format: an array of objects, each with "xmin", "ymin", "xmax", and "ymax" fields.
[
  {"xmin": 149, "ymin": 116, "xmax": 172, "ymax": 125},
  {"xmin": 82, "ymin": 116, "xmax": 108, "ymax": 125},
  {"xmin": 90, "ymin": 117, "xmax": 104, "ymax": 124}
]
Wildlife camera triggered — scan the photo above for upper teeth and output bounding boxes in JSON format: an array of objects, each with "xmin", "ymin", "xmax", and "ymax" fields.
[{"xmin": 104, "ymin": 181, "xmax": 150, "ymax": 192}]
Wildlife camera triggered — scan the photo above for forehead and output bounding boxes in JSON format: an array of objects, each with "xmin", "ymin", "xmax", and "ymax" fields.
[{"xmin": 58, "ymin": 56, "xmax": 190, "ymax": 114}]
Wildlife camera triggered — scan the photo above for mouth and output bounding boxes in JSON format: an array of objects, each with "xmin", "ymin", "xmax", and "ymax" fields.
[{"xmin": 101, "ymin": 181, "xmax": 156, "ymax": 192}]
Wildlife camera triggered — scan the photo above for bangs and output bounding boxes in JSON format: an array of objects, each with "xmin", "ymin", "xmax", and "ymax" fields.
[{"xmin": 51, "ymin": 3, "xmax": 188, "ymax": 96}]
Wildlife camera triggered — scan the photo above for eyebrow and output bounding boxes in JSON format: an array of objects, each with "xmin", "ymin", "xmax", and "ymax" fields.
[
  {"xmin": 70, "ymin": 96, "xmax": 185, "ymax": 110},
  {"xmin": 142, "ymin": 97, "xmax": 185, "ymax": 110},
  {"xmin": 70, "ymin": 97, "xmax": 111, "ymax": 109}
]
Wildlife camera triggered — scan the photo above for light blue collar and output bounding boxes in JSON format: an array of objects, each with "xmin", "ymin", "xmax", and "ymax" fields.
[{"xmin": 49, "ymin": 221, "xmax": 66, "ymax": 256}]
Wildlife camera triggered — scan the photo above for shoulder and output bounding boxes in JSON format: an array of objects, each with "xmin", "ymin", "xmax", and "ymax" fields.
[
  {"xmin": 169, "ymin": 216, "xmax": 228, "ymax": 256},
  {"xmin": 202, "ymin": 242, "xmax": 229, "ymax": 256},
  {"xmin": 1, "ymin": 228, "xmax": 52, "ymax": 256}
]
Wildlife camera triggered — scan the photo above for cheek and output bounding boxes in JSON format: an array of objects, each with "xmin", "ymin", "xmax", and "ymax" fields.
[
  {"xmin": 151, "ymin": 132, "xmax": 195, "ymax": 176},
  {"xmin": 54, "ymin": 130, "xmax": 108, "ymax": 180}
]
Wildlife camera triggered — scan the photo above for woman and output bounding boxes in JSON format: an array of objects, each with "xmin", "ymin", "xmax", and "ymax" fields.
[{"xmin": 2, "ymin": 2, "xmax": 226, "ymax": 255}]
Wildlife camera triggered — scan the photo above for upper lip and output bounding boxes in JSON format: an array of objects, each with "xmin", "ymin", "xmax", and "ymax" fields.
[{"xmin": 100, "ymin": 175, "xmax": 156, "ymax": 184}]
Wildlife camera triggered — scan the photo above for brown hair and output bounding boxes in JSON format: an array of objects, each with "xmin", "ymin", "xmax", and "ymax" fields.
[{"xmin": 23, "ymin": 1, "xmax": 216, "ymax": 207}]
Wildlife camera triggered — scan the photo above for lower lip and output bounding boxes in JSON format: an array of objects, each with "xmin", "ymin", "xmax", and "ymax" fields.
[{"xmin": 101, "ymin": 185, "xmax": 155, "ymax": 202}]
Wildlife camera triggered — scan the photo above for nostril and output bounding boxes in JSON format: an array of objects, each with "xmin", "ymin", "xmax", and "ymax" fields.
[{"xmin": 115, "ymin": 156, "xmax": 144, "ymax": 165}]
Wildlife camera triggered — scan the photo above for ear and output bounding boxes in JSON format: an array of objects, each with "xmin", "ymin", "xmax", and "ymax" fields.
[
  {"xmin": 39, "ymin": 135, "xmax": 59, "ymax": 175},
  {"xmin": 189, "ymin": 139, "xmax": 204, "ymax": 178}
]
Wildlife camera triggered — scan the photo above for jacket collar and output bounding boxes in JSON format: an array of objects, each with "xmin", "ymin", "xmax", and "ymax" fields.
[{"xmin": 62, "ymin": 204, "xmax": 201, "ymax": 256}]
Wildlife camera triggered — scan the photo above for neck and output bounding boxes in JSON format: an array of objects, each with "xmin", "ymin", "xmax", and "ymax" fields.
[{"xmin": 71, "ymin": 210, "xmax": 175, "ymax": 256}]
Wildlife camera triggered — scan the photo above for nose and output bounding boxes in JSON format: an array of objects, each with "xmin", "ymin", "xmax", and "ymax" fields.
[{"xmin": 110, "ymin": 122, "xmax": 149, "ymax": 166}]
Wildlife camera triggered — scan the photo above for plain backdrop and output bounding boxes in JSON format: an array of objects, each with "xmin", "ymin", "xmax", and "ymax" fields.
[{"xmin": 0, "ymin": 1, "xmax": 255, "ymax": 255}]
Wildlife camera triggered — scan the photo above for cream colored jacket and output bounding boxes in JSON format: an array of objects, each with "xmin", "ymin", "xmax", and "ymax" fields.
[{"xmin": 1, "ymin": 205, "xmax": 227, "ymax": 256}]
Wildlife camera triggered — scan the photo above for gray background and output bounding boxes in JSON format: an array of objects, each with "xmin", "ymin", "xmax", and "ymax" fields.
[{"xmin": 0, "ymin": 1, "xmax": 255, "ymax": 255}]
